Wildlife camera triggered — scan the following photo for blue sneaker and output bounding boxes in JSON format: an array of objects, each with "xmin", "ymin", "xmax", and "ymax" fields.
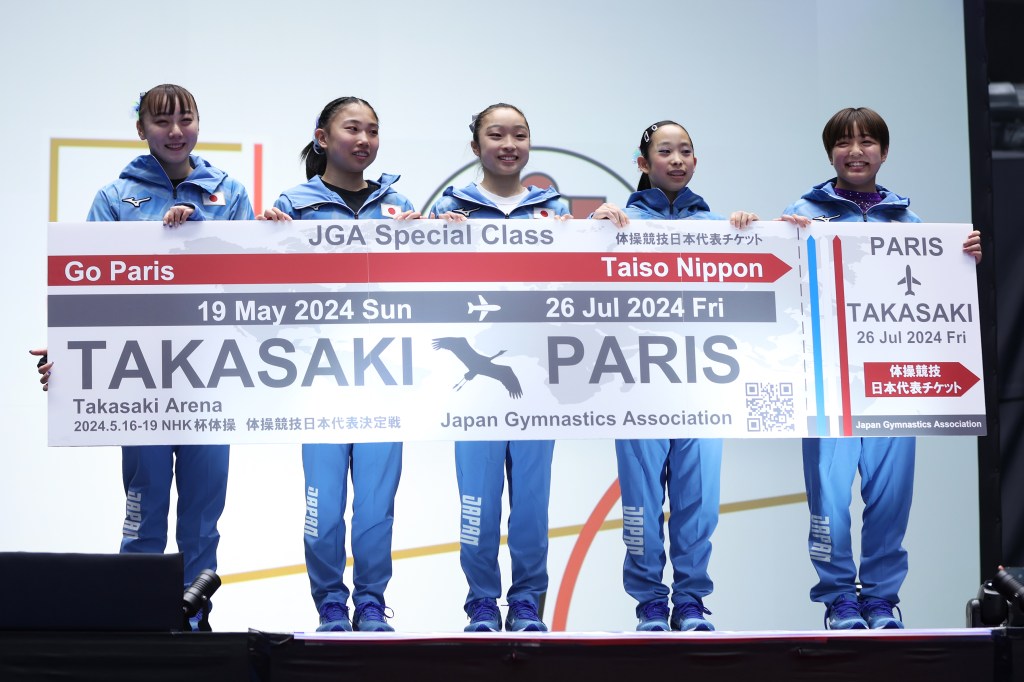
[
  {"xmin": 464, "ymin": 598, "xmax": 501, "ymax": 632},
  {"xmin": 860, "ymin": 597, "xmax": 904, "ymax": 629},
  {"xmin": 316, "ymin": 602, "xmax": 352, "ymax": 632},
  {"xmin": 825, "ymin": 594, "xmax": 868, "ymax": 630},
  {"xmin": 505, "ymin": 600, "xmax": 548, "ymax": 632},
  {"xmin": 353, "ymin": 602, "xmax": 395, "ymax": 632},
  {"xmin": 671, "ymin": 600, "xmax": 715, "ymax": 631},
  {"xmin": 636, "ymin": 600, "xmax": 671, "ymax": 632}
]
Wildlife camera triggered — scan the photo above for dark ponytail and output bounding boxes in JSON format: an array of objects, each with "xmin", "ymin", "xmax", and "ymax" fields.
[
  {"xmin": 635, "ymin": 120, "xmax": 689, "ymax": 192},
  {"xmin": 637, "ymin": 169, "xmax": 652, "ymax": 192},
  {"xmin": 300, "ymin": 97, "xmax": 378, "ymax": 180}
]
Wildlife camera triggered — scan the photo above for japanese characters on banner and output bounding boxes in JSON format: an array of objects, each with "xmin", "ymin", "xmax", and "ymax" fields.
[{"xmin": 45, "ymin": 219, "xmax": 985, "ymax": 446}]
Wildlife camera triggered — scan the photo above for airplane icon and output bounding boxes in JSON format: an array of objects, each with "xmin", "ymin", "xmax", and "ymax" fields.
[
  {"xmin": 897, "ymin": 265, "xmax": 921, "ymax": 296},
  {"xmin": 467, "ymin": 294, "xmax": 502, "ymax": 321}
]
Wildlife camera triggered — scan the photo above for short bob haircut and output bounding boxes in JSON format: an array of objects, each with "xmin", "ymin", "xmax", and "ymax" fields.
[{"xmin": 822, "ymin": 107, "xmax": 889, "ymax": 160}]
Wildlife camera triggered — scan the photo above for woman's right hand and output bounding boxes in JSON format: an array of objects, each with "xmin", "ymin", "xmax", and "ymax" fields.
[
  {"xmin": 257, "ymin": 207, "xmax": 292, "ymax": 221},
  {"xmin": 430, "ymin": 211, "xmax": 467, "ymax": 223},
  {"xmin": 778, "ymin": 214, "xmax": 812, "ymax": 228},
  {"xmin": 30, "ymin": 348, "xmax": 50, "ymax": 392}
]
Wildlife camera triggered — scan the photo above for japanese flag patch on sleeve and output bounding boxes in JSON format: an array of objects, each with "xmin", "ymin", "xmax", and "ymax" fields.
[
  {"xmin": 533, "ymin": 207, "xmax": 557, "ymax": 218},
  {"xmin": 380, "ymin": 203, "xmax": 403, "ymax": 218}
]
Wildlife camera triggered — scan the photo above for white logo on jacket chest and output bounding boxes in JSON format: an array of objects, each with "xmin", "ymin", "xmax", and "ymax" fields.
[{"xmin": 122, "ymin": 196, "xmax": 151, "ymax": 208}]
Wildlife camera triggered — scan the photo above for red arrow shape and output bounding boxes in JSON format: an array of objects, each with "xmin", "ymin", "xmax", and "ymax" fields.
[{"xmin": 863, "ymin": 361, "xmax": 980, "ymax": 397}]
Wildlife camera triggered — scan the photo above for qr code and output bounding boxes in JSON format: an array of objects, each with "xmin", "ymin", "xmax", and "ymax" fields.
[{"xmin": 745, "ymin": 382, "xmax": 795, "ymax": 432}]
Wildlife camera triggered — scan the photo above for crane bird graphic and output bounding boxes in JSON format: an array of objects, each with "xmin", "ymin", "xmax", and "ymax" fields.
[{"xmin": 432, "ymin": 337, "xmax": 523, "ymax": 398}]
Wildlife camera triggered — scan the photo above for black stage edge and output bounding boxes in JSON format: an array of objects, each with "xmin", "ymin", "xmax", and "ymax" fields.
[
  {"xmin": 3, "ymin": 629, "xmax": 1023, "ymax": 681},
  {"xmin": 262, "ymin": 630, "xmax": 1010, "ymax": 682},
  {"xmin": 0, "ymin": 632, "xmax": 250, "ymax": 682}
]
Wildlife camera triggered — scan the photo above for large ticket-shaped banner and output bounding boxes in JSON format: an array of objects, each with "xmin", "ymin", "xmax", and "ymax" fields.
[{"xmin": 47, "ymin": 219, "xmax": 985, "ymax": 445}]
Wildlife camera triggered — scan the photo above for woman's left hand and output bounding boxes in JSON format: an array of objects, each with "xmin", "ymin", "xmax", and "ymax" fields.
[
  {"xmin": 729, "ymin": 210, "xmax": 759, "ymax": 229},
  {"xmin": 963, "ymin": 230, "xmax": 982, "ymax": 264},
  {"xmin": 163, "ymin": 205, "xmax": 194, "ymax": 227}
]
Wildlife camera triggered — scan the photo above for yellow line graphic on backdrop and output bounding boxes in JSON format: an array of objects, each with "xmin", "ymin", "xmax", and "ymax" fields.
[
  {"xmin": 48, "ymin": 138, "xmax": 242, "ymax": 222},
  {"xmin": 221, "ymin": 491, "xmax": 807, "ymax": 585}
]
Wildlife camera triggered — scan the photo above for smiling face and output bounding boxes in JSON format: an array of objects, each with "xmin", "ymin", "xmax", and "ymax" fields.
[
  {"xmin": 829, "ymin": 122, "xmax": 888, "ymax": 192},
  {"xmin": 471, "ymin": 106, "xmax": 531, "ymax": 181},
  {"xmin": 136, "ymin": 91, "xmax": 199, "ymax": 180},
  {"xmin": 638, "ymin": 124, "xmax": 696, "ymax": 201},
  {"xmin": 316, "ymin": 102, "xmax": 380, "ymax": 182}
]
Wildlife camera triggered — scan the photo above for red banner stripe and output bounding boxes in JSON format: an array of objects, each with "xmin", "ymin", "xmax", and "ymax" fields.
[
  {"xmin": 832, "ymin": 237, "xmax": 853, "ymax": 437},
  {"xmin": 49, "ymin": 252, "xmax": 790, "ymax": 286}
]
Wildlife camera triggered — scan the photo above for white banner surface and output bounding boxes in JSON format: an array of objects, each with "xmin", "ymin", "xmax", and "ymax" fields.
[{"xmin": 46, "ymin": 219, "xmax": 985, "ymax": 445}]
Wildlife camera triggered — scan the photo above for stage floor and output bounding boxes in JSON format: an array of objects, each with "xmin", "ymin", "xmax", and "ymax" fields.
[{"xmin": 1, "ymin": 628, "xmax": 1019, "ymax": 681}]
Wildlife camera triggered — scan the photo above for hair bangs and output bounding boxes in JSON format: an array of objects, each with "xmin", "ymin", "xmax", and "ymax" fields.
[
  {"xmin": 140, "ymin": 84, "xmax": 198, "ymax": 119},
  {"xmin": 823, "ymin": 107, "xmax": 889, "ymax": 154}
]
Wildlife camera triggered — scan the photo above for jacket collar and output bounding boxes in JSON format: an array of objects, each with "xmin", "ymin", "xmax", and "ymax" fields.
[
  {"xmin": 625, "ymin": 187, "xmax": 710, "ymax": 217},
  {"xmin": 284, "ymin": 173, "xmax": 401, "ymax": 210},
  {"xmin": 121, "ymin": 154, "xmax": 225, "ymax": 193}
]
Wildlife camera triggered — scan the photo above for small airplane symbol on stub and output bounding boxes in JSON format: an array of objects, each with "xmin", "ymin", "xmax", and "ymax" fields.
[
  {"xmin": 897, "ymin": 265, "xmax": 921, "ymax": 296},
  {"xmin": 467, "ymin": 294, "xmax": 502, "ymax": 321}
]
